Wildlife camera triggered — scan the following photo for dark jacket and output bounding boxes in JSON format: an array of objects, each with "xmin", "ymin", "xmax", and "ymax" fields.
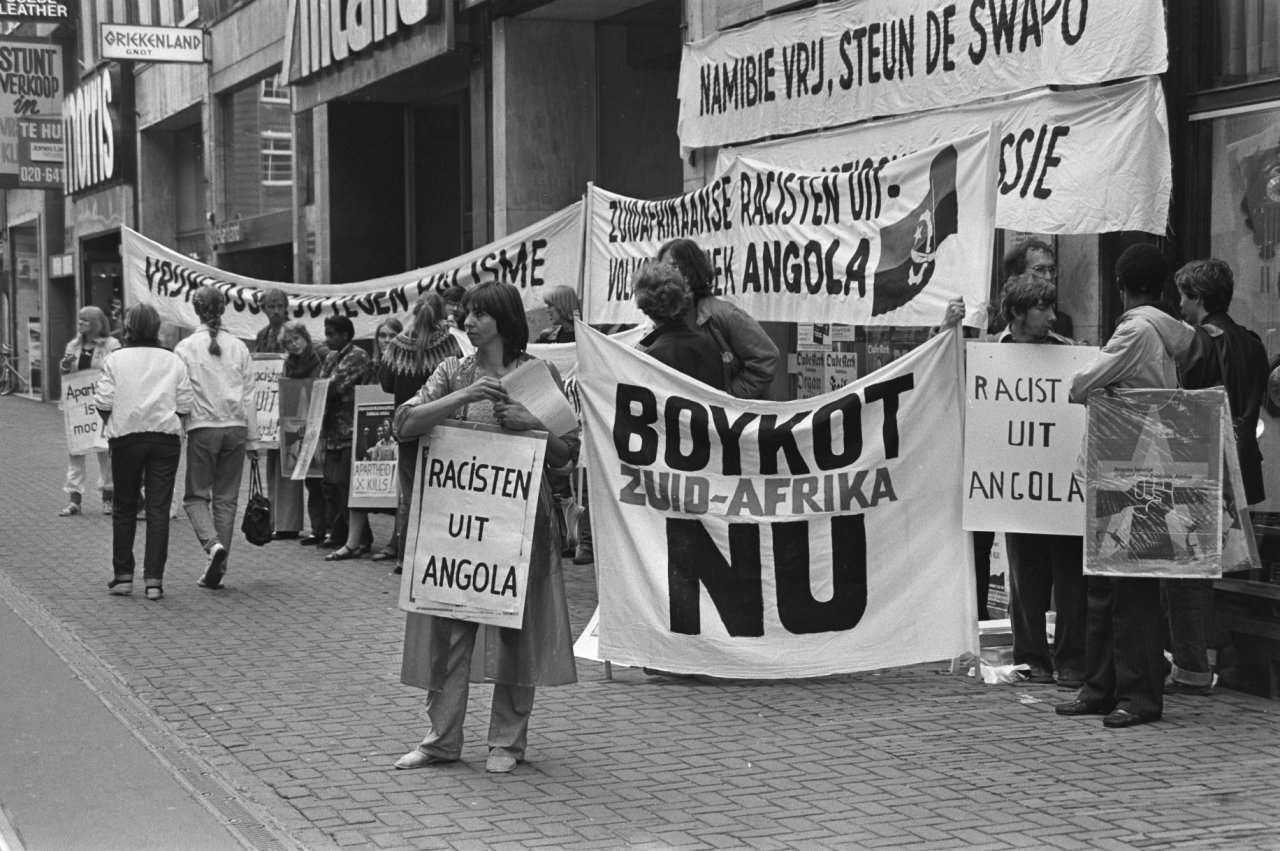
[
  {"xmin": 638, "ymin": 319, "xmax": 729, "ymax": 392},
  {"xmin": 1180, "ymin": 312, "xmax": 1269, "ymax": 505}
]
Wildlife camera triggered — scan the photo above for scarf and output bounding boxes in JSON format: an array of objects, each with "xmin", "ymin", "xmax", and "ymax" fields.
[{"xmin": 382, "ymin": 327, "xmax": 459, "ymax": 378}]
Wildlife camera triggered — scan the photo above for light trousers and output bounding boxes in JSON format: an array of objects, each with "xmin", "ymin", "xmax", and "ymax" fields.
[
  {"xmin": 65, "ymin": 450, "xmax": 113, "ymax": 496},
  {"xmin": 414, "ymin": 618, "xmax": 534, "ymax": 761},
  {"xmin": 184, "ymin": 426, "xmax": 248, "ymax": 553}
]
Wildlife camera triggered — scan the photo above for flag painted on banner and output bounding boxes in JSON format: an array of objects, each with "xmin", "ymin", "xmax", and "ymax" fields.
[
  {"xmin": 121, "ymin": 202, "xmax": 583, "ymax": 341},
  {"xmin": 677, "ymin": 0, "xmax": 1167, "ymax": 149},
  {"xmin": 963, "ymin": 343, "xmax": 1098, "ymax": 535},
  {"xmin": 577, "ymin": 325, "xmax": 977, "ymax": 678},
  {"xmin": 584, "ymin": 130, "xmax": 996, "ymax": 328},
  {"xmin": 1085, "ymin": 388, "xmax": 1224, "ymax": 578},
  {"xmin": 719, "ymin": 78, "xmax": 1171, "ymax": 236}
]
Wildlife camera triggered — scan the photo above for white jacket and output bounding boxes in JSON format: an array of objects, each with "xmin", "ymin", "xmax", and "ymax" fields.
[
  {"xmin": 175, "ymin": 326, "xmax": 261, "ymax": 446},
  {"xmin": 94, "ymin": 346, "xmax": 194, "ymax": 440}
]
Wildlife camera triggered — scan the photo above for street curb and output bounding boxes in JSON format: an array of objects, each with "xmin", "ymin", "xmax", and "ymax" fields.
[{"xmin": 0, "ymin": 568, "xmax": 326, "ymax": 851}]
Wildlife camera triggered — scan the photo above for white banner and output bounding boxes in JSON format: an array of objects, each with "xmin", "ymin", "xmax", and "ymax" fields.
[
  {"xmin": 678, "ymin": 0, "xmax": 1167, "ymax": 149},
  {"xmin": 963, "ymin": 343, "xmax": 1096, "ymax": 535},
  {"xmin": 349, "ymin": 385, "xmax": 398, "ymax": 509},
  {"xmin": 251, "ymin": 355, "xmax": 285, "ymax": 450},
  {"xmin": 578, "ymin": 325, "xmax": 976, "ymax": 678},
  {"xmin": 62, "ymin": 370, "xmax": 108, "ymax": 455},
  {"xmin": 121, "ymin": 202, "xmax": 584, "ymax": 341},
  {"xmin": 718, "ymin": 78, "xmax": 1171, "ymax": 236},
  {"xmin": 399, "ymin": 422, "xmax": 547, "ymax": 629},
  {"xmin": 585, "ymin": 130, "xmax": 997, "ymax": 328}
]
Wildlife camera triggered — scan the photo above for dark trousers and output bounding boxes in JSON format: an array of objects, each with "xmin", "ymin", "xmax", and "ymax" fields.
[
  {"xmin": 304, "ymin": 478, "xmax": 326, "ymax": 538},
  {"xmin": 110, "ymin": 434, "xmax": 181, "ymax": 584},
  {"xmin": 972, "ymin": 531, "xmax": 994, "ymax": 621},
  {"xmin": 322, "ymin": 444, "xmax": 352, "ymax": 543},
  {"xmin": 1005, "ymin": 532, "xmax": 1086, "ymax": 681},
  {"xmin": 1078, "ymin": 576, "xmax": 1166, "ymax": 718},
  {"xmin": 395, "ymin": 439, "xmax": 419, "ymax": 565}
]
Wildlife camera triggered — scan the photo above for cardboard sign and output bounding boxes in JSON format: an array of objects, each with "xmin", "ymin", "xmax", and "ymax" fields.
[
  {"xmin": 349, "ymin": 385, "xmax": 397, "ymax": 509},
  {"xmin": 251, "ymin": 354, "xmax": 285, "ymax": 450},
  {"xmin": 61, "ymin": 369, "xmax": 107, "ymax": 455},
  {"xmin": 281, "ymin": 377, "xmax": 327, "ymax": 480},
  {"xmin": 963, "ymin": 343, "xmax": 1098, "ymax": 534},
  {"xmin": 399, "ymin": 421, "xmax": 548, "ymax": 629}
]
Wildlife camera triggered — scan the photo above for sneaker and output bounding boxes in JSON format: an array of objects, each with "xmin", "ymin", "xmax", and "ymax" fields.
[
  {"xmin": 107, "ymin": 578, "xmax": 132, "ymax": 596},
  {"xmin": 58, "ymin": 502, "xmax": 82, "ymax": 517},
  {"xmin": 145, "ymin": 586, "xmax": 163, "ymax": 601},
  {"xmin": 200, "ymin": 543, "xmax": 228, "ymax": 589}
]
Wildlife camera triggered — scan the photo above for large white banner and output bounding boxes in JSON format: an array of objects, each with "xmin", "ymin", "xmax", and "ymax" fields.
[
  {"xmin": 718, "ymin": 78, "xmax": 1170, "ymax": 236},
  {"xmin": 122, "ymin": 201, "xmax": 584, "ymax": 341},
  {"xmin": 585, "ymin": 130, "xmax": 997, "ymax": 328},
  {"xmin": 678, "ymin": 0, "xmax": 1168, "ymax": 149},
  {"xmin": 578, "ymin": 325, "xmax": 977, "ymax": 678},
  {"xmin": 963, "ymin": 343, "xmax": 1096, "ymax": 535}
]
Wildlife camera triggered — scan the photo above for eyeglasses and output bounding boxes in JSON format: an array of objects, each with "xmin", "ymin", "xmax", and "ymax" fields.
[{"xmin": 1030, "ymin": 263, "xmax": 1057, "ymax": 277}]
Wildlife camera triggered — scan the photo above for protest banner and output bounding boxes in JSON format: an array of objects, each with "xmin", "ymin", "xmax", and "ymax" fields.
[
  {"xmin": 584, "ymin": 130, "xmax": 997, "ymax": 329},
  {"xmin": 251, "ymin": 355, "xmax": 285, "ymax": 450},
  {"xmin": 577, "ymin": 325, "xmax": 977, "ymax": 678},
  {"xmin": 61, "ymin": 369, "xmax": 107, "ymax": 455},
  {"xmin": 718, "ymin": 78, "xmax": 1170, "ymax": 236},
  {"xmin": 121, "ymin": 201, "xmax": 583, "ymax": 341},
  {"xmin": 963, "ymin": 342, "xmax": 1097, "ymax": 535},
  {"xmin": 399, "ymin": 421, "xmax": 547, "ymax": 629},
  {"xmin": 1084, "ymin": 388, "xmax": 1224, "ymax": 578},
  {"xmin": 280, "ymin": 377, "xmax": 327, "ymax": 481},
  {"xmin": 678, "ymin": 0, "xmax": 1167, "ymax": 149},
  {"xmin": 350, "ymin": 385, "xmax": 397, "ymax": 509}
]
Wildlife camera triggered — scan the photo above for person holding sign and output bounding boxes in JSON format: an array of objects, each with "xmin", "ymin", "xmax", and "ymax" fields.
[
  {"xmin": 657, "ymin": 238, "xmax": 779, "ymax": 400},
  {"xmin": 1059, "ymin": 244, "xmax": 1197, "ymax": 729},
  {"xmin": 279, "ymin": 321, "xmax": 330, "ymax": 545},
  {"xmin": 318, "ymin": 316, "xmax": 373, "ymax": 551},
  {"xmin": 634, "ymin": 261, "xmax": 728, "ymax": 391},
  {"xmin": 252, "ymin": 288, "xmax": 290, "ymax": 354},
  {"xmin": 59, "ymin": 306, "xmax": 119, "ymax": 516},
  {"xmin": 94, "ymin": 304, "xmax": 194, "ymax": 600},
  {"xmin": 391, "ymin": 281, "xmax": 578, "ymax": 774}
]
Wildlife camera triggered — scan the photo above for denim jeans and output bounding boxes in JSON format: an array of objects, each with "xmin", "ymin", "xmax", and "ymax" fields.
[
  {"xmin": 184, "ymin": 426, "xmax": 248, "ymax": 553},
  {"xmin": 110, "ymin": 434, "xmax": 181, "ymax": 584},
  {"xmin": 1078, "ymin": 576, "xmax": 1166, "ymax": 717},
  {"xmin": 1163, "ymin": 578, "xmax": 1215, "ymax": 687}
]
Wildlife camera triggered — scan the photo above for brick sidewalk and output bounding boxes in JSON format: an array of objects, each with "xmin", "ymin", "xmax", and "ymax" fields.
[{"xmin": 3, "ymin": 394, "xmax": 1279, "ymax": 850}]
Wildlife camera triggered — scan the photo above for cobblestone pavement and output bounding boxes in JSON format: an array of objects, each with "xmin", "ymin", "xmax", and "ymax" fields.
[{"xmin": 3, "ymin": 394, "xmax": 1280, "ymax": 850}]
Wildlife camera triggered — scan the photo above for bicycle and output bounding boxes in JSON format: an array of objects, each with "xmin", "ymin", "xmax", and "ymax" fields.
[{"xmin": 0, "ymin": 343, "xmax": 29, "ymax": 395}]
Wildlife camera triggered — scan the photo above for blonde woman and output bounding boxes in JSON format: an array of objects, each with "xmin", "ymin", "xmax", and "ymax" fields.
[
  {"xmin": 535, "ymin": 286, "xmax": 580, "ymax": 344},
  {"xmin": 59, "ymin": 305, "xmax": 119, "ymax": 516}
]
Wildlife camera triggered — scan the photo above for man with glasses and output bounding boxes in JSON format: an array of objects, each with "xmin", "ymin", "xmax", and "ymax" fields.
[{"xmin": 1003, "ymin": 239, "xmax": 1073, "ymax": 338}]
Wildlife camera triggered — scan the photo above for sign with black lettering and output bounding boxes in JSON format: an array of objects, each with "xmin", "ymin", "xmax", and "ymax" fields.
[
  {"xmin": 251, "ymin": 354, "xmax": 285, "ymax": 449},
  {"xmin": 721, "ymin": 77, "xmax": 1170, "ymax": 236},
  {"xmin": 101, "ymin": 24, "xmax": 206, "ymax": 63},
  {"xmin": 963, "ymin": 342, "xmax": 1097, "ymax": 535},
  {"xmin": 350, "ymin": 385, "xmax": 397, "ymax": 509},
  {"xmin": 399, "ymin": 421, "xmax": 547, "ymax": 629},
  {"xmin": 0, "ymin": 38, "xmax": 62, "ymax": 189},
  {"xmin": 585, "ymin": 130, "xmax": 996, "ymax": 329},
  {"xmin": 62, "ymin": 369, "xmax": 107, "ymax": 455},
  {"xmin": 16, "ymin": 116, "xmax": 62, "ymax": 188},
  {"xmin": 578, "ymin": 324, "xmax": 977, "ymax": 678},
  {"xmin": 679, "ymin": 0, "xmax": 1166, "ymax": 148},
  {"xmin": 122, "ymin": 200, "xmax": 582, "ymax": 339}
]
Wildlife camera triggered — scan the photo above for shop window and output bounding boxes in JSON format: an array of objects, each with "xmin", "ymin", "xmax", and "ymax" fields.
[
  {"xmin": 1203, "ymin": 106, "xmax": 1280, "ymax": 362},
  {"xmin": 260, "ymin": 76, "xmax": 289, "ymax": 105},
  {"xmin": 260, "ymin": 130, "xmax": 292, "ymax": 187},
  {"xmin": 1204, "ymin": 0, "xmax": 1280, "ymax": 88}
]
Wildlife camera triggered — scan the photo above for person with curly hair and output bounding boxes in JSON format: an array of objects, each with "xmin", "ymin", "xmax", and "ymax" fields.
[
  {"xmin": 175, "ymin": 286, "xmax": 260, "ymax": 591},
  {"xmin": 633, "ymin": 261, "xmax": 728, "ymax": 391}
]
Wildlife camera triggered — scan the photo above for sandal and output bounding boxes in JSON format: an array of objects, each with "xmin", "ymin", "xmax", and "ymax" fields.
[{"xmin": 325, "ymin": 545, "xmax": 363, "ymax": 561}]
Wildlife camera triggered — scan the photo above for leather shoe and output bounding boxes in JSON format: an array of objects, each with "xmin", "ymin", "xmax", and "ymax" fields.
[
  {"xmin": 394, "ymin": 749, "xmax": 455, "ymax": 770},
  {"xmin": 1021, "ymin": 670, "xmax": 1056, "ymax": 685},
  {"xmin": 371, "ymin": 548, "xmax": 396, "ymax": 562},
  {"xmin": 1103, "ymin": 709, "xmax": 1160, "ymax": 729},
  {"xmin": 319, "ymin": 537, "xmax": 342, "ymax": 549},
  {"xmin": 485, "ymin": 751, "xmax": 520, "ymax": 773},
  {"xmin": 1055, "ymin": 699, "xmax": 1113, "ymax": 717},
  {"xmin": 299, "ymin": 535, "xmax": 325, "ymax": 546}
]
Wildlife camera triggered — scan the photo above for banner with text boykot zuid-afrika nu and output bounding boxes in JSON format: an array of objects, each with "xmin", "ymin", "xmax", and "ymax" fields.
[
  {"xmin": 678, "ymin": 0, "xmax": 1167, "ymax": 148},
  {"xmin": 719, "ymin": 78, "xmax": 1171, "ymax": 236},
  {"xmin": 122, "ymin": 201, "xmax": 583, "ymax": 340},
  {"xmin": 585, "ymin": 130, "xmax": 997, "ymax": 328},
  {"xmin": 578, "ymin": 326, "xmax": 977, "ymax": 678}
]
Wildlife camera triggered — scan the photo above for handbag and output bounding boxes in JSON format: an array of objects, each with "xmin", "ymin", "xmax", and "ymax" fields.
[{"xmin": 240, "ymin": 455, "xmax": 273, "ymax": 546}]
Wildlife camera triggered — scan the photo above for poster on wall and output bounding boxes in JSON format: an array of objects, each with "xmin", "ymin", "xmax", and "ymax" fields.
[{"xmin": 0, "ymin": 38, "xmax": 62, "ymax": 188}]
